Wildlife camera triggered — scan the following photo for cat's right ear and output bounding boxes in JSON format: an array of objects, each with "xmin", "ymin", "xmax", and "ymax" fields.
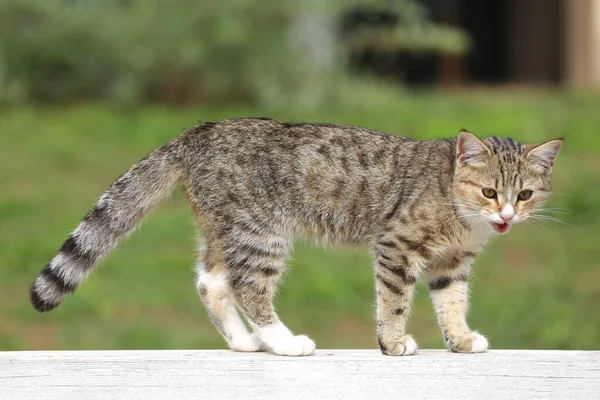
[{"xmin": 456, "ymin": 130, "xmax": 491, "ymax": 167}]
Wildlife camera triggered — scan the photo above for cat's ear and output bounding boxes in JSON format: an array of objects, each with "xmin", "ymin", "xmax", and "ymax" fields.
[
  {"xmin": 525, "ymin": 138, "xmax": 563, "ymax": 174},
  {"xmin": 456, "ymin": 130, "xmax": 491, "ymax": 167}
]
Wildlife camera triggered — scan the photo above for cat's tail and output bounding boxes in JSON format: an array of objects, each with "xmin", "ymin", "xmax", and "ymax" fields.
[{"xmin": 30, "ymin": 138, "xmax": 184, "ymax": 312}]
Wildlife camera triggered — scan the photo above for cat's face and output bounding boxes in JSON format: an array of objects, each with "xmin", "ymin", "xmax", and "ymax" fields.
[{"xmin": 453, "ymin": 131, "xmax": 562, "ymax": 234}]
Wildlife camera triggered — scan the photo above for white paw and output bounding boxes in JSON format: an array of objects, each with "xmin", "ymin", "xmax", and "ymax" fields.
[
  {"xmin": 380, "ymin": 335, "xmax": 418, "ymax": 356},
  {"xmin": 403, "ymin": 336, "xmax": 418, "ymax": 355},
  {"xmin": 470, "ymin": 332, "xmax": 488, "ymax": 353},
  {"xmin": 230, "ymin": 333, "xmax": 264, "ymax": 352},
  {"xmin": 267, "ymin": 334, "xmax": 316, "ymax": 356}
]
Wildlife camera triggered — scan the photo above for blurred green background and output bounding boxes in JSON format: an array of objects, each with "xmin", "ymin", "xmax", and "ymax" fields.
[{"xmin": 1, "ymin": 0, "xmax": 599, "ymax": 351}]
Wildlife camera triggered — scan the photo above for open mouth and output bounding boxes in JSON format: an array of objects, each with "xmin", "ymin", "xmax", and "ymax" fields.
[{"xmin": 491, "ymin": 222, "xmax": 510, "ymax": 233}]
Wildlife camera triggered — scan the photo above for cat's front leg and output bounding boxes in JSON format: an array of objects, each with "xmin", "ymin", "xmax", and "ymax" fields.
[
  {"xmin": 373, "ymin": 241, "xmax": 423, "ymax": 356},
  {"xmin": 427, "ymin": 260, "xmax": 488, "ymax": 353}
]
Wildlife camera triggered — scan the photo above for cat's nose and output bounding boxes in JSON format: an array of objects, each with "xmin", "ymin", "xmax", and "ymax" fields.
[{"xmin": 499, "ymin": 204, "xmax": 515, "ymax": 222}]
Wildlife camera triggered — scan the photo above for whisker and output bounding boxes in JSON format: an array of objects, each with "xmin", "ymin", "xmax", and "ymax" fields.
[
  {"xmin": 529, "ymin": 208, "xmax": 572, "ymax": 215},
  {"xmin": 526, "ymin": 215, "xmax": 578, "ymax": 229},
  {"xmin": 522, "ymin": 219, "xmax": 541, "ymax": 231},
  {"xmin": 545, "ymin": 191, "xmax": 570, "ymax": 197}
]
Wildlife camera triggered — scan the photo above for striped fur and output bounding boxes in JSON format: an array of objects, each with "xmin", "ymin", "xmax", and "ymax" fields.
[
  {"xmin": 31, "ymin": 140, "xmax": 182, "ymax": 312},
  {"xmin": 30, "ymin": 120, "xmax": 562, "ymax": 356}
]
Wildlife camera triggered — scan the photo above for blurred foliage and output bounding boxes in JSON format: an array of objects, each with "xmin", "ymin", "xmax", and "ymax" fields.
[
  {"xmin": 341, "ymin": 0, "xmax": 470, "ymax": 54},
  {"xmin": 0, "ymin": 0, "xmax": 469, "ymax": 109},
  {"xmin": 344, "ymin": 25, "xmax": 470, "ymax": 55},
  {"xmin": 1, "ymin": 91, "xmax": 599, "ymax": 351}
]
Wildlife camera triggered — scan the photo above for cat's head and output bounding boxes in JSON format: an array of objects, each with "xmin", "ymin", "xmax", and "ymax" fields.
[{"xmin": 453, "ymin": 130, "xmax": 562, "ymax": 234}]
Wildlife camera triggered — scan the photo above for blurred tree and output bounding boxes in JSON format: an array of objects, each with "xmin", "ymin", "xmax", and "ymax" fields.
[{"xmin": 0, "ymin": 0, "xmax": 470, "ymax": 109}]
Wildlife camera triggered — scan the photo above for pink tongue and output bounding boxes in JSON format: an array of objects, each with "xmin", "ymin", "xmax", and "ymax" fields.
[{"xmin": 492, "ymin": 223, "xmax": 509, "ymax": 233}]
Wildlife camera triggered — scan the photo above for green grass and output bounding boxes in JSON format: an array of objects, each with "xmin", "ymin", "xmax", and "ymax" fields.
[{"xmin": 2, "ymin": 90, "xmax": 600, "ymax": 351}]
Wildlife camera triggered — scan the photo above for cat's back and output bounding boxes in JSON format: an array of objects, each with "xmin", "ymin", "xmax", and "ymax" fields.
[
  {"xmin": 179, "ymin": 118, "xmax": 413, "ymax": 224},
  {"xmin": 183, "ymin": 117, "xmax": 411, "ymax": 152},
  {"xmin": 180, "ymin": 117, "xmax": 452, "ymax": 195}
]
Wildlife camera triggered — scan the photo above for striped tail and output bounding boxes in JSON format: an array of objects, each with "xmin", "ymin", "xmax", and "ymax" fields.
[{"xmin": 30, "ymin": 140, "xmax": 183, "ymax": 312}]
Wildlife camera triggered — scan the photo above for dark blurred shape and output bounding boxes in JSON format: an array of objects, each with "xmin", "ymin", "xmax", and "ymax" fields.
[
  {"xmin": 461, "ymin": 0, "xmax": 510, "ymax": 83},
  {"xmin": 463, "ymin": 0, "xmax": 564, "ymax": 85},
  {"xmin": 340, "ymin": 0, "xmax": 469, "ymax": 86},
  {"xmin": 342, "ymin": 0, "xmax": 600, "ymax": 89}
]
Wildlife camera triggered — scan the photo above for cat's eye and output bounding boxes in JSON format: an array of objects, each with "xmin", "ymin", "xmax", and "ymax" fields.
[
  {"xmin": 518, "ymin": 190, "xmax": 533, "ymax": 201},
  {"xmin": 482, "ymin": 188, "xmax": 497, "ymax": 199}
]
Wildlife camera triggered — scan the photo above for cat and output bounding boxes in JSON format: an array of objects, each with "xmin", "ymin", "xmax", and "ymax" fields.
[{"xmin": 30, "ymin": 118, "xmax": 562, "ymax": 356}]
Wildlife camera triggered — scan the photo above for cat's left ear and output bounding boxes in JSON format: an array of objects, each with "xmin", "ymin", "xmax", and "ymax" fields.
[{"xmin": 525, "ymin": 138, "xmax": 563, "ymax": 174}]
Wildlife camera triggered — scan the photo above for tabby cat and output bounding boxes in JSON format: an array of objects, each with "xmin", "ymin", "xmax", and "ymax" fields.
[{"xmin": 30, "ymin": 118, "xmax": 562, "ymax": 356}]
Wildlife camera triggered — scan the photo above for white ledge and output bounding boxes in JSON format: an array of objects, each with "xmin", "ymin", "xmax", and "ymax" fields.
[{"xmin": 1, "ymin": 350, "xmax": 599, "ymax": 400}]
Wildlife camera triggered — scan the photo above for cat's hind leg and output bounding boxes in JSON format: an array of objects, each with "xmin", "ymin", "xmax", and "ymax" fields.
[
  {"xmin": 226, "ymin": 238, "xmax": 315, "ymax": 356},
  {"xmin": 196, "ymin": 241, "xmax": 264, "ymax": 352},
  {"xmin": 373, "ymin": 241, "xmax": 421, "ymax": 356}
]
